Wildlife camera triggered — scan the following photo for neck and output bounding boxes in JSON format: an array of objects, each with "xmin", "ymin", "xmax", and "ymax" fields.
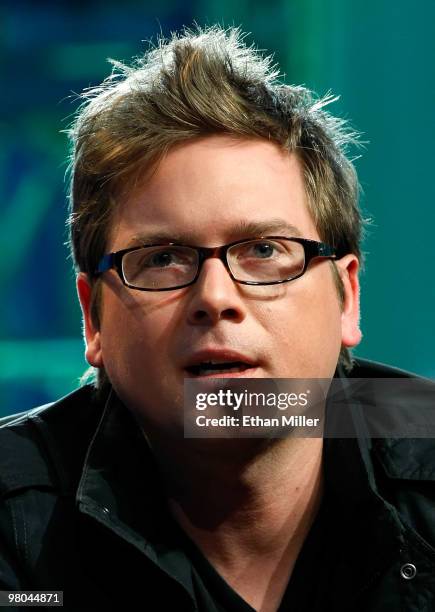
[{"xmin": 147, "ymin": 435, "xmax": 324, "ymax": 611}]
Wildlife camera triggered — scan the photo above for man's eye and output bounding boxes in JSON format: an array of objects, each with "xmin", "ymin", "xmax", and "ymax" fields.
[
  {"xmin": 238, "ymin": 241, "xmax": 282, "ymax": 260},
  {"xmin": 147, "ymin": 251, "xmax": 175, "ymax": 267},
  {"xmin": 233, "ymin": 241, "xmax": 285, "ymax": 263},
  {"xmin": 139, "ymin": 248, "xmax": 193, "ymax": 269},
  {"xmin": 250, "ymin": 242, "xmax": 276, "ymax": 258}
]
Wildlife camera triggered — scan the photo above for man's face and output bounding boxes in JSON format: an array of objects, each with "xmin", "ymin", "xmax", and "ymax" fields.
[{"xmin": 78, "ymin": 136, "xmax": 361, "ymax": 434}]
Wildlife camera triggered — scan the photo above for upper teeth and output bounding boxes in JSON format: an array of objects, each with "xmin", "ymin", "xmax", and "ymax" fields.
[
  {"xmin": 205, "ymin": 360, "xmax": 231, "ymax": 365},
  {"xmin": 202, "ymin": 365, "xmax": 241, "ymax": 372}
]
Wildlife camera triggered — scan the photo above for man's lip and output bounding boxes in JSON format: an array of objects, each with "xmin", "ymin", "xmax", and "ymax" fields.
[
  {"xmin": 184, "ymin": 366, "xmax": 259, "ymax": 379},
  {"xmin": 182, "ymin": 348, "xmax": 258, "ymax": 370}
]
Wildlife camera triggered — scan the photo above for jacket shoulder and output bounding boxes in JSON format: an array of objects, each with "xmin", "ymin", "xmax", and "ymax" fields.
[
  {"xmin": 0, "ymin": 386, "xmax": 105, "ymax": 497},
  {"xmin": 350, "ymin": 359, "xmax": 435, "ymax": 472},
  {"xmin": 349, "ymin": 357, "xmax": 421, "ymax": 378},
  {"xmin": 351, "ymin": 361, "xmax": 435, "ymax": 548}
]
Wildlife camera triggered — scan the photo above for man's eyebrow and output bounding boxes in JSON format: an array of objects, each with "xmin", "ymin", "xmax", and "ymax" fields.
[
  {"xmin": 229, "ymin": 219, "xmax": 303, "ymax": 239},
  {"xmin": 125, "ymin": 219, "xmax": 303, "ymax": 247},
  {"xmin": 126, "ymin": 231, "xmax": 188, "ymax": 247}
]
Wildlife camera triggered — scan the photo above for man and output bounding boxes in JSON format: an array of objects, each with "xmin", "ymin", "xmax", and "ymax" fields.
[{"xmin": 1, "ymin": 26, "xmax": 434, "ymax": 611}]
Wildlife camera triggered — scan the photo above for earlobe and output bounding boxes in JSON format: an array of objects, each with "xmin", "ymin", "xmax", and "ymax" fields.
[
  {"xmin": 76, "ymin": 273, "xmax": 104, "ymax": 368},
  {"xmin": 336, "ymin": 255, "xmax": 362, "ymax": 348}
]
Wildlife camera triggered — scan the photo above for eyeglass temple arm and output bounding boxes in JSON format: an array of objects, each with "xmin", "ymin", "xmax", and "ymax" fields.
[
  {"xmin": 96, "ymin": 254, "xmax": 115, "ymax": 274},
  {"xmin": 318, "ymin": 244, "xmax": 337, "ymax": 257}
]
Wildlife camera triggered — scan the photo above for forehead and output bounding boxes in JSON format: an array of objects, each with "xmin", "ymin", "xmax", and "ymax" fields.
[{"xmin": 109, "ymin": 135, "xmax": 319, "ymax": 250}]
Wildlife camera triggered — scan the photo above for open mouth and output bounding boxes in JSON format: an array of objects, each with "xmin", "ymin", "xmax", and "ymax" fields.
[{"xmin": 185, "ymin": 361, "xmax": 254, "ymax": 377}]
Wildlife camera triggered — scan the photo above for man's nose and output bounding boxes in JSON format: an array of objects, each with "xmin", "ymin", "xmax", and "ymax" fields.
[{"xmin": 186, "ymin": 257, "xmax": 247, "ymax": 325}]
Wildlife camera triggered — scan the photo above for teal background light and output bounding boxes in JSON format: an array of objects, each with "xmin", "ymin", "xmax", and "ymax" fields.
[{"xmin": 1, "ymin": 1, "xmax": 434, "ymax": 415}]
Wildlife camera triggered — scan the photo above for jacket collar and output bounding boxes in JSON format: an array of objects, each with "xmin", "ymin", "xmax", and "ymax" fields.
[
  {"xmin": 75, "ymin": 362, "xmax": 423, "ymax": 603},
  {"xmin": 76, "ymin": 388, "xmax": 197, "ymax": 598},
  {"xmin": 76, "ymin": 376, "xmax": 381, "ymax": 529},
  {"xmin": 76, "ymin": 386, "xmax": 174, "ymax": 545}
]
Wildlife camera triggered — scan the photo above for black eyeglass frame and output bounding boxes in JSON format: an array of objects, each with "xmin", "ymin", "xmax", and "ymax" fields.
[{"xmin": 95, "ymin": 236, "xmax": 340, "ymax": 292}]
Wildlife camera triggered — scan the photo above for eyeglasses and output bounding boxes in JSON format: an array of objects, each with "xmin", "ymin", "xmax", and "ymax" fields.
[{"xmin": 95, "ymin": 236, "xmax": 339, "ymax": 292}]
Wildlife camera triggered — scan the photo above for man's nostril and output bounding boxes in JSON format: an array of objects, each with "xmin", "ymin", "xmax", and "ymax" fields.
[{"xmin": 193, "ymin": 310, "xmax": 208, "ymax": 321}]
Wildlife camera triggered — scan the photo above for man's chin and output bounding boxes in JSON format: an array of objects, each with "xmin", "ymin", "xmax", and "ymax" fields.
[{"xmin": 153, "ymin": 435, "xmax": 277, "ymax": 469}]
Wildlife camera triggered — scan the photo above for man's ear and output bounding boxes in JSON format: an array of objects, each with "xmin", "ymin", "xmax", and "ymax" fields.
[
  {"xmin": 336, "ymin": 255, "xmax": 362, "ymax": 348},
  {"xmin": 76, "ymin": 273, "xmax": 104, "ymax": 368}
]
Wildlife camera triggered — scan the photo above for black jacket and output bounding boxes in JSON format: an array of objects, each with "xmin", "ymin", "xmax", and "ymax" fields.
[{"xmin": 1, "ymin": 359, "xmax": 435, "ymax": 611}]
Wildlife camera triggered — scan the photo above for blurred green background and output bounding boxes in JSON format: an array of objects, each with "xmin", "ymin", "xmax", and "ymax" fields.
[{"xmin": 1, "ymin": 0, "xmax": 434, "ymax": 415}]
